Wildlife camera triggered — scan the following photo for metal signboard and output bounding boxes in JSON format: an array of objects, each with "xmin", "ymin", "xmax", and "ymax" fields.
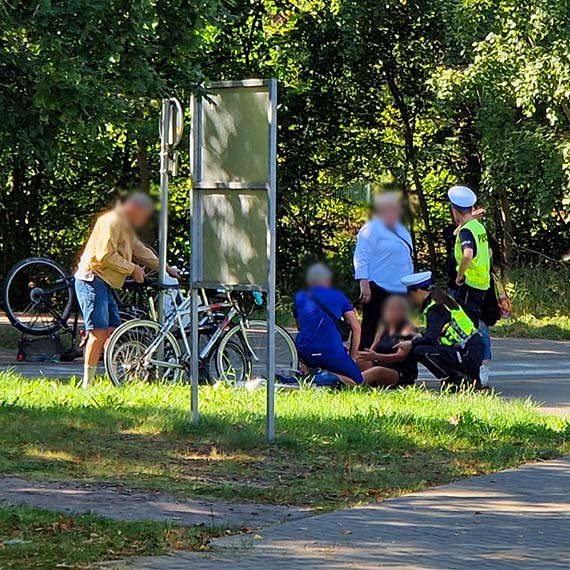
[{"xmin": 190, "ymin": 79, "xmax": 277, "ymax": 441}]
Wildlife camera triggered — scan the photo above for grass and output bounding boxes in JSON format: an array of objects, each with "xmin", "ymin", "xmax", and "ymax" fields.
[
  {"xmin": 0, "ymin": 504, "xmax": 214, "ymax": 570},
  {"xmin": 0, "ymin": 371, "xmax": 568, "ymax": 509},
  {"xmin": 491, "ymin": 266, "xmax": 570, "ymax": 339},
  {"xmin": 493, "ymin": 314, "xmax": 570, "ymax": 340},
  {"xmin": 505, "ymin": 266, "xmax": 570, "ymax": 316}
]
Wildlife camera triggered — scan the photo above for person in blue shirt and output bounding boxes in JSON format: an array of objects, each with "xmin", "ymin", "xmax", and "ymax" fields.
[{"xmin": 293, "ymin": 263, "xmax": 363, "ymax": 386}]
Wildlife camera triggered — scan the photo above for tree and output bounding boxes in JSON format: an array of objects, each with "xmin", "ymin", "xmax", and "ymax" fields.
[{"xmin": 0, "ymin": 0, "xmax": 225, "ymax": 273}]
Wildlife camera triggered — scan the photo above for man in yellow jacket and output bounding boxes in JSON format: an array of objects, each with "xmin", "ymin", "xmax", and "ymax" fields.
[{"xmin": 75, "ymin": 193, "xmax": 179, "ymax": 388}]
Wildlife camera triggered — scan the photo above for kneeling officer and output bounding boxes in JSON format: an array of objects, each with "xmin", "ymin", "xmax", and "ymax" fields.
[{"xmin": 396, "ymin": 271, "xmax": 484, "ymax": 389}]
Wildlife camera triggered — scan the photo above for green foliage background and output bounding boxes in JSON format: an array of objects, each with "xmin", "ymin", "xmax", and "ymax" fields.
[{"xmin": 2, "ymin": 0, "xmax": 570, "ymax": 295}]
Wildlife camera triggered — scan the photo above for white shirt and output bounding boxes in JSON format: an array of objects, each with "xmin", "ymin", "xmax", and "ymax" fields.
[
  {"xmin": 75, "ymin": 249, "xmax": 95, "ymax": 282},
  {"xmin": 353, "ymin": 217, "xmax": 414, "ymax": 293}
]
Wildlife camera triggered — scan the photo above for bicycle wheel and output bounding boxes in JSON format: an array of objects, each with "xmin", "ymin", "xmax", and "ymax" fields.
[
  {"xmin": 104, "ymin": 319, "xmax": 183, "ymax": 386},
  {"xmin": 214, "ymin": 341, "xmax": 251, "ymax": 384},
  {"xmin": 216, "ymin": 320, "xmax": 298, "ymax": 382},
  {"xmin": 2, "ymin": 257, "xmax": 74, "ymax": 335}
]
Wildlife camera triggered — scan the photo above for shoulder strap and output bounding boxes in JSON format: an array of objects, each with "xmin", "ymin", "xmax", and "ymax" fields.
[
  {"xmin": 385, "ymin": 225, "xmax": 413, "ymax": 256},
  {"xmin": 309, "ymin": 292, "xmax": 341, "ymax": 323}
]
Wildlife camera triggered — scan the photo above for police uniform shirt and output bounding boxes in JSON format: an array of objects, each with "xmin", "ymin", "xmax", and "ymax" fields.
[
  {"xmin": 411, "ymin": 296, "xmax": 452, "ymax": 348},
  {"xmin": 459, "ymin": 228, "xmax": 477, "ymax": 257}
]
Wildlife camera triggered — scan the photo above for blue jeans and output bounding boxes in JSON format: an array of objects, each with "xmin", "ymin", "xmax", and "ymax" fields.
[
  {"xmin": 479, "ymin": 320, "xmax": 492, "ymax": 361},
  {"xmin": 75, "ymin": 276, "xmax": 121, "ymax": 331}
]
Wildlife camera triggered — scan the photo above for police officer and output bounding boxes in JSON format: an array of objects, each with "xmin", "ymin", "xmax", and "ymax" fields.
[
  {"xmin": 448, "ymin": 185, "xmax": 490, "ymax": 324},
  {"xmin": 396, "ymin": 271, "xmax": 484, "ymax": 389}
]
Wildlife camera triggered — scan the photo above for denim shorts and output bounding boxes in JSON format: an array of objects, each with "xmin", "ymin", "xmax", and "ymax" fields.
[{"xmin": 75, "ymin": 276, "xmax": 121, "ymax": 331}]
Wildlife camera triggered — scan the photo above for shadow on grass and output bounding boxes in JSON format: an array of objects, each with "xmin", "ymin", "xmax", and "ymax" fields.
[{"xmin": 0, "ymin": 392, "xmax": 568, "ymax": 507}]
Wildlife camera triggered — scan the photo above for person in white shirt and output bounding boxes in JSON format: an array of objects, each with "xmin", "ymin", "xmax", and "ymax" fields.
[{"xmin": 353, "ymin": 192, "xmax": 414, "ymax": 350}]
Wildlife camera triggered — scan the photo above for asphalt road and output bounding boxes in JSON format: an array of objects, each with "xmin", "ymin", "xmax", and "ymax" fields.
[{"xmin": 1, "ymin": 337, "xmax": 569, "ymax": 416}]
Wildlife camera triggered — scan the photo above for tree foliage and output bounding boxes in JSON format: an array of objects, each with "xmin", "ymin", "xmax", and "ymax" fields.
[{"xmin": 1, "ymin": 0, "xmax": 569, "ymax": 292}]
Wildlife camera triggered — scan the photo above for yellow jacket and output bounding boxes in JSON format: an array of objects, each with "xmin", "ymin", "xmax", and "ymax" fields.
[{"xmin": 76, "ymin": 207, "xmax": 159, "ymax": 289}]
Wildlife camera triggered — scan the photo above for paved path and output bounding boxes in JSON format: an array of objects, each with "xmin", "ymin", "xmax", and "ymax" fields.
[
  {"xmin": 0, "ymin": 477, "xmax": 309, "ymax": 530},
  {"xmin": 116, "ymin": 456, "xmax": 570, "ymax": 570},
  {"xmin": 422, "ymin": 338, "xmax": 570, "ymax": 416},
  {"xmin": 3, "ymin": 337, "xmax": 570, "ymax": 415}
]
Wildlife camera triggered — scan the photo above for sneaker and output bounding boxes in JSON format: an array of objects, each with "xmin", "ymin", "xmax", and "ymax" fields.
[{"xmin": 479, "ymin": 365, "xmax": 490, "ymax": 386}]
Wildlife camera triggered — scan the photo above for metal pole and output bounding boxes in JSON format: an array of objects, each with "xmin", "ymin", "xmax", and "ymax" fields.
[
  {"xmin": 158, "ymin": 99, "xmax": 171, "ymax": 323},
  {"xmin": 266, "ymin": 79, "xmax": 278, "ymax": 442},
  {"xmin": 189, "ymin": 95, "xmax": 202, "ymax": 425},
  {"xmin": 190, "ymin": 289, "xmax": 199, "ymax": 424}
]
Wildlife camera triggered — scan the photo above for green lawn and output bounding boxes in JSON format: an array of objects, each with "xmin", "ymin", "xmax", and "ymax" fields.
[
  {"xmin": 0, "ymin": 504, "xmax": 214, "ymax": 570},
  {"xmin": 1, "ymin": 371, "xmax": 568, "ymax": 509},
  {"xmin": 493, "ymin": 314, "xmax": 570, "ymax": 340}
]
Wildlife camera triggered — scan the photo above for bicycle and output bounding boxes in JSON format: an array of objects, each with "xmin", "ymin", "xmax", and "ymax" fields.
[
  {"xmin": 104, "ymin": 287, "xmax": 298, "ymax": 386},
  {"xmin": 2, "ymin": 256, "xmax": 157, "ymax": 337}
]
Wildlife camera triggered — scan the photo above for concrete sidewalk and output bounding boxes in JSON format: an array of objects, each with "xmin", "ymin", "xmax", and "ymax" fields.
[
  {"xmin": 119, "ymin": 456, "xmax": 570, "ymax": 569},
  {"xmin": 0, "ymin": 477, "xmax": 310, "ymax": 530}
]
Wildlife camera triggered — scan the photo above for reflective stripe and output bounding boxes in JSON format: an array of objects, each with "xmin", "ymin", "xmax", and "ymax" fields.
[{"xmin": 424, "ymin": 299, "xmax": 478, "ymax": 348}]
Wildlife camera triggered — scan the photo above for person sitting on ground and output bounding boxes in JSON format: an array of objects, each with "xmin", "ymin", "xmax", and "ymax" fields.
[
  {"xmin": 357, "ymin": 295, "xmax": 418, "ymax": 388},
  {"xmin": 397, "ymin": 271, "xmax": 484, "ymax": 390},
  {"xmin": 293, "ymin": 263, "xmax": 362, "ymax": 386}
]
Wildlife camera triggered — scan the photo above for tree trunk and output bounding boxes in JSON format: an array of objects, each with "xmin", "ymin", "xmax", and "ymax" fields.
[
  {"xmin": 137, "ymin": 138, "xmax": 150, "ymax": 193},
  {"xmin": 384, "ymin": 63, "xmax": 437, "ymax": 271}
]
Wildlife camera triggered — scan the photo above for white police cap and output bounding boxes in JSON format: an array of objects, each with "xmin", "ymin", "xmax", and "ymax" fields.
[
  {"xmin": 448, "ymin": 185, "xmax": 476, "ymax": 210},
  {"xmin": 401, "ymin": 271, "xmax": 432, "ymax": 291}
]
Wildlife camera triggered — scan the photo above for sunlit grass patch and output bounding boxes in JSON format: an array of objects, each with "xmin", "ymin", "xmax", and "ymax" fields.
[
  {"xmin": 494, "ymin": 314, "xmax": 570, "ymax": 340},
  {"xmin": 0, "ymin": 370, "xmax": 568, "ymax": 508}
]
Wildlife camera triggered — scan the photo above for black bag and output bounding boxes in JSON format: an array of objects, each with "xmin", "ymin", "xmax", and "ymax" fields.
[{"xmin": 310, "ymin": 294, "xmax": 352, "ymax": 342}]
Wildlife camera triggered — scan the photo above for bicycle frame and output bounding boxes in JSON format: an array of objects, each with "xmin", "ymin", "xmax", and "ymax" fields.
[
  {"xmin": 143, "ymin": 289, "xmax": 237, "ymax": 370},
  {"xmin": 176, "ymin": 291, "xmax": 263, "ymax": 364}
]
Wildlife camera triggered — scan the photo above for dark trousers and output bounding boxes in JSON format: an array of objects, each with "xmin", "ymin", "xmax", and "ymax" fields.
[
  {"xmin": 359, "ymin": 282, "xmax": 391, "ymax": 350},
  {"xmin": 414, "ymin": 335, "xmax": 484, "ymax": 383},
  {"xmin": 454, "ymin": 284, "xmax": 487, "ymax": 324}
]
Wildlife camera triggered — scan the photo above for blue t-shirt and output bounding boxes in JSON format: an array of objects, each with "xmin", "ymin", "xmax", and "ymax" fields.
[{"xmin": 293, "ymin": 286, "xmax": 353, "ymax": 353}]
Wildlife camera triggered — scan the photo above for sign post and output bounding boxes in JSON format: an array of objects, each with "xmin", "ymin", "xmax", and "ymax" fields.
[
  {"xmin": 190, "ymin": 79, "xmax": 278, "ymax": 440},
  {"xmin": 158, "ymin": 98, "xmax": 183, "ymax": 322}
]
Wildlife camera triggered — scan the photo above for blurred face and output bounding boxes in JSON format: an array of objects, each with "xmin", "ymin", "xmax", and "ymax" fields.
[
  {"xmin": 309, "ymin": 276, "xmax": 332, "ymax": 288},
  {"xmin": 382, "ymin": 296, "xmax": 409, "ymax": 325},
  {"xmin": 123, "ymin": 203, "xmax": 153, "ymax": 228},
  {"xmin": 377, "ymin": 201, "xmax": 402, "ymax": 227}
]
